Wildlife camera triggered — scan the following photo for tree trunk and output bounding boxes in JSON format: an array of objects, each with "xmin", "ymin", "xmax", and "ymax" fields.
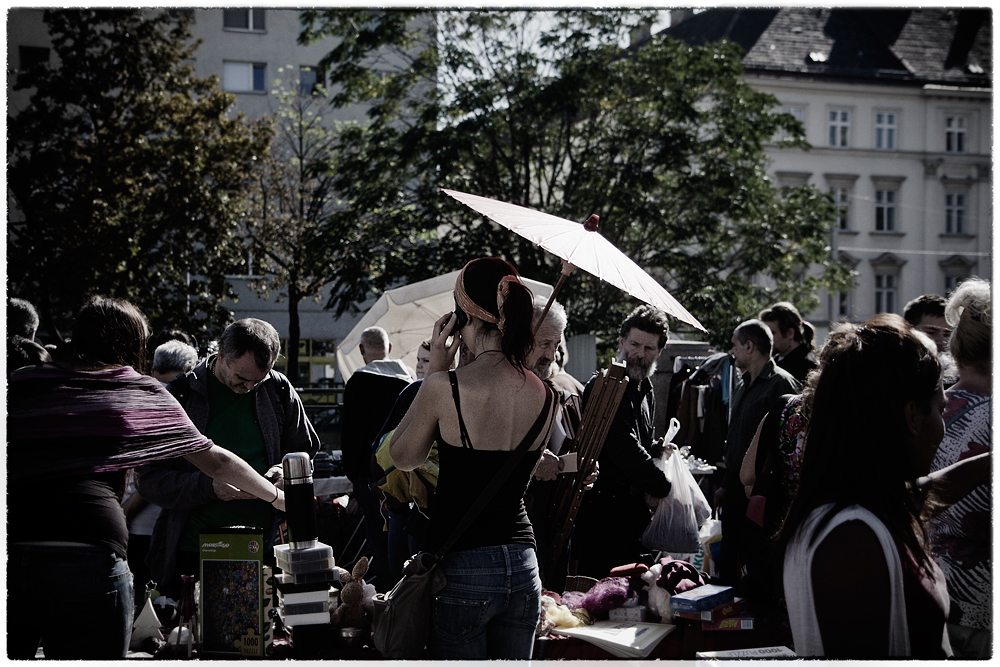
[{"xmin": 286, "ymin": 283, "xmax": 302, "ymax": 385}]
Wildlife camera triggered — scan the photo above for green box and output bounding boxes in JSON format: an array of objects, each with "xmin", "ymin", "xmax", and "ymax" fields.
[{"xmin": 199, "ymin": 527, "xmax": 272, "ymax": 657}]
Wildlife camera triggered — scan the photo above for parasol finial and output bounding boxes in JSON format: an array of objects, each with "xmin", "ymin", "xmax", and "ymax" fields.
[{"xmin": 583, "ymin": 214, "xmax": 599, "ymax": 232}]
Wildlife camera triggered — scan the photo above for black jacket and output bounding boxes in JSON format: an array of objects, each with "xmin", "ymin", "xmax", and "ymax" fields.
[
  {"xmin": 776, "ymin": 343, "xmax": 818, "ymax": 385},
  {"xmin": 341, "ymin": 368, "xmax": 411, "ymax": 482}
]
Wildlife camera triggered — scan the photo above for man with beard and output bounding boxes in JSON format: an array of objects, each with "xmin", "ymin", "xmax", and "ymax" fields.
[
  {"xmin": 524, "ymin": 297, "xmax": 586, "ymax": 590},
  {"xmin": 570, "ymin": 305, "xmax": 673, "ymax": 578}
]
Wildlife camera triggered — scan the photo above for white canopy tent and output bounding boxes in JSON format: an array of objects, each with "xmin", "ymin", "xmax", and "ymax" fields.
[{"xmin": 335, "ymin": 270, "xmax": 554, "ymax": 383}]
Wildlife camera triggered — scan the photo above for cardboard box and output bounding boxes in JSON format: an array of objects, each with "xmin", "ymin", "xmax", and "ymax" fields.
[
  {"xmin": 702, "ymin": 614, "xmax": 754, "ymax": 631},
  {"xmin": 669, "ymin": 584, "xmax": 734, "ymax": 613},
  {"xmin": 199, "ymin": 527, "xmax": 271, "ymax": 657},
  {"xmin": 675, "ymin": 597, "xmax": 744, "ymax": 622}
]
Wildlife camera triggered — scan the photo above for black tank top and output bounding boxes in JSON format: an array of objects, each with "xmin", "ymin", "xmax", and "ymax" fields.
[
  {"xmin": 426, "ymin": 371, "xmax": 552, "ymax": 554},
  {"xmin": 9, "ymin": 472, "xmax": 128, "ymax": 559}
]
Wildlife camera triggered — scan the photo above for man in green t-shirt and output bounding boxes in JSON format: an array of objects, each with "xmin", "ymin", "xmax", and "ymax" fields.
[{"xmin": 139, "ymin": 318, "xmax": 320, "ymax": 597}]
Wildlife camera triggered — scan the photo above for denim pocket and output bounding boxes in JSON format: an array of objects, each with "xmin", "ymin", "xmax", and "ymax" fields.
[{"xmin": 432, "ymin": 594, "xmax": 490, "ymax": 643}]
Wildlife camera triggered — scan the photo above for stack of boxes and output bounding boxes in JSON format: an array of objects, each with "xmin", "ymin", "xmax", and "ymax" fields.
[
  {"xmin": 273, "ymin": 542, "xmax": 338, "ymax": 628},
  {"xmin": 274, "ymin": 452, "xmax": 338, "ymax": 656}
]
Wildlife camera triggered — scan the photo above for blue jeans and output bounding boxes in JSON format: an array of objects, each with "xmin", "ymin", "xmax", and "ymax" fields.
[
  {"xmin": 8, "ymin": 544, "xmax": 134, "ymax": 659},
  {"xmin": 429, "ymin": 543, "xmax": 541, "ymax": 660}
]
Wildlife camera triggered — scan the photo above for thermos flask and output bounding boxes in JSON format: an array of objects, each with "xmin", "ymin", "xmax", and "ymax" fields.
[{"xmin": 282, "ymin": 452, "xmax": 317, "ymax": 550}]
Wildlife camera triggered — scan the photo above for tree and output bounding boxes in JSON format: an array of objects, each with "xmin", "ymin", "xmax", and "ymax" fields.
[
  {"xmin": 301, "ymin": 10, "xmax": 854, "ymax": 346},
  {"xmin": 8, "ymin": 9, "xmax": 272, "ymax": 342},
  {"xmin": 242, "ymin": 73, "xmax": 343, "ymax": 384}
]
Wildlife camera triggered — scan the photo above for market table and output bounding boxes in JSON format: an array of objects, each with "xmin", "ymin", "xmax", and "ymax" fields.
[{"xmin": 534, "ymin": 617, "xmax": 793, "ymax": 660}]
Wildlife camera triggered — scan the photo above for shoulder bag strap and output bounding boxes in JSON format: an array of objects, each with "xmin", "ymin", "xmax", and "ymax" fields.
[{"xmin": 436, "ymin": 384, "xmax": 555, "ymax": 558}]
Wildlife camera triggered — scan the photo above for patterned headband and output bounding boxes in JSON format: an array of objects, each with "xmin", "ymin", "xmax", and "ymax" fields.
[
  {"xmin": 455, "ymin": 262, "xmax": 499, "ymax": 326},
  {"xmin": 454, "ymin": 262, "xmax": 525, "ymax": 333}
]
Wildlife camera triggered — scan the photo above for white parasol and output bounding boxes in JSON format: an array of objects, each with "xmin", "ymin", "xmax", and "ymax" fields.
[
  {"xmin": 336, "ymin": 270, "xmax": 554, "ymax": 382},
  {"xmin": 441, "ymin": 188, "xmax": 707, "ymax": 332}
]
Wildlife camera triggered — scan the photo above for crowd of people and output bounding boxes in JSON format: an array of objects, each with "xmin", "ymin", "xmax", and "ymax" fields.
[{"xmin": 6, "ymin": 265, "xmax": 991, "ymax": 660}]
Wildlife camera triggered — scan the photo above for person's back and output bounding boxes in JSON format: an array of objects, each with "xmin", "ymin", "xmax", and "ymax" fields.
[
  {"xmin": 427, "ymin": 356, "xmax": 552, "ymax": 553},
  {"xmin": 389, "ymin": 257, "xmax": 556, "ymax": 660}
]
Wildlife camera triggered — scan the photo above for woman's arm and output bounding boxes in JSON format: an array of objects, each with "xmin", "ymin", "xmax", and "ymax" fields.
[
  {"xmin": 740, "ymin": 414, "xmax": 767, "ymax": 499},
  {"xmin": 390, "ymin": 372, "xmax": 446, "ymax": 471},
  {"xmin": 184, "ymin": 445, "xmax": 285, "ymax": 511},
  {"xmin": 916, "ymin": 451, "xmax": 990, "ymax": 520},
  {"xmin": 390, "ymin": 312, "xmax": 461, "ymax": 471}
]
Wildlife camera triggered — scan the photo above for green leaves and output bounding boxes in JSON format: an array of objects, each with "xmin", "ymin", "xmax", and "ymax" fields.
[
  {"xmin": 300, "ymin": 10, "xmax": 853, "ymax": 347},
  {"xmin": 9, "ymin": 9, "xmax": 271, "ymax": 341}
]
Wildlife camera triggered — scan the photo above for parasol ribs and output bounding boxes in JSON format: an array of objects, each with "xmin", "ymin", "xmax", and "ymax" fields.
[{"xmin": 543, "ymin": 361, "xmax": 629, "ymax": 583}]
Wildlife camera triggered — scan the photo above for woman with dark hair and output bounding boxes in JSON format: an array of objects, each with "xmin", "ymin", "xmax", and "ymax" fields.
[
  {"xmin": 777, "ymin": 315, "xmax": 987, "ymax": 658},
  {"xmin": 8, "ymin": 296, "xmax": 286, "ymax": 659},
  {"xmin": 390, "ymin": 258, "xmax": 557, "ymax": 660}
]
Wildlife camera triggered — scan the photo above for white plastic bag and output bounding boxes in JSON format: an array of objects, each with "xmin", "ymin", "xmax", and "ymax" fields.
[
  {"xmin": 641, "ymin": 430, "xmax": 708, "ymax": 553},
  {"xmin": 692, "ymin": 513, "xmax": 722, "ymax": 576}
]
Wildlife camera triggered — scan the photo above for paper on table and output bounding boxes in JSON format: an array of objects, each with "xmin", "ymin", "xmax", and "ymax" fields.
[{"xmin": 551, "ymin": 620, "xmax": 676, "ymax": 658}]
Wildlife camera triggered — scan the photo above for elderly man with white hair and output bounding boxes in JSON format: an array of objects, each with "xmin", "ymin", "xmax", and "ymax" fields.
[{"xmin": 150, "ymin": 339, "xmax": 199, "ymax": 385}]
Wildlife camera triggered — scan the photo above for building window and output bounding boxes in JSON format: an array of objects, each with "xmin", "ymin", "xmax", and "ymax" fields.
[
  {"xmin": 940, "ymin": 255, "xmax": 976, "ymax": 296},
  {"xmin": 945, "ymin": 193, "xmax": 966, "ymax": 234},
  {"xmin": 835, "ymin": 291, "xmax": 851, "ymax": 319},
  {"xmin": 19, "ymin": 46, "xmax": 50, "ymax": 72},
  {"xmin": 875, "ymin": 190, "xmax": 896, "ymax": 231},
  {"xmin": 778, "ymin": 106, "xmax": 805, "ymax": 140},
  {"xmin": 223, "ymin": 62, "xmax": 266, "ymax": 93},
  {"xmin": 223, "ymin": 8, "xmax": 265, "ymax": 32},
  {"xmin": 875, "ymin": 274, "xmax": 897, "ymax": 314},
  {"xmin": 831, "ymin": 186, "xmax": 850, "ymax": 231},
  {"xmin": 828, "ymin": 109, "xmax": 850, "ymax": 147},
  {"xmin": 945, "ymin": 116, "xmax": 966, "ymax": 153},
  {"xmin": 875, "ymin": 112, "xmax": 896, "ymax": 150},
  {"xmin": 299, "ymin": 66, "xmax": 322, "ymax": 96}
]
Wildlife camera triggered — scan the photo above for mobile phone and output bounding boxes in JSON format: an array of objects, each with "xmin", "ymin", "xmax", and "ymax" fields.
[{"xmin": 452, "ymin": 300, "xmax": 469, "ymax": 330}]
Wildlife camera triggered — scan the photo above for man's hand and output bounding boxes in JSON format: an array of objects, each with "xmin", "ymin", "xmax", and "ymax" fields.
[
  {"xmin": 533, "ymin": 449, "xmax": 564, "ymax": 481},
  {"xmin": 651, "ymin": 437, "xmax": 678, "ymax": 460},
  {"xmin": 213, "ymin": 478, "xmax": 255, "ymax": 501},
  {"xmin": 264, "ymin": 464, "xmax": 284, "ymax": 490}
]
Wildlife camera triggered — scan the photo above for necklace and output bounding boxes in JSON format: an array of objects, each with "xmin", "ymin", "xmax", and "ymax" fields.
[{"xmin": 475, "ymin": 349, "xmax": 504, "ymax": 361}]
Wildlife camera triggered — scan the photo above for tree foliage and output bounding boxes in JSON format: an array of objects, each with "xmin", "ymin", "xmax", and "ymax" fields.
[
  {"xmin": 243, "ymin": 74, "xmax": 342, "ymax": 383},
  {"xmin": 301, "ymin": 10, "xmax": 854, "ymax": 346},
  {"xmin": 8, "ymin": 9, "xmax": 272, "ymax": 341}
]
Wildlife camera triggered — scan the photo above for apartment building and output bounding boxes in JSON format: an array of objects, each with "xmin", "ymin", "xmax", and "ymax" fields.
[
  {"xmin": 8, "ymin": 8, "xmax": 371, "ymax": 384},
  {"xmin": 665, "ymin": 8, "xmax": 992, "ymax": 337}
]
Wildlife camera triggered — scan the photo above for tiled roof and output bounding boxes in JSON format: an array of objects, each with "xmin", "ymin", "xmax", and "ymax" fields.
[{"xmin": 661, "ymin": 7, "xmax": 991, "ymax": 87}]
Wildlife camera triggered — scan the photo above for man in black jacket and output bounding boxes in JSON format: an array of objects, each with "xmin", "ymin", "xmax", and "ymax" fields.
[
  {"xmin": 571, "ymin": 305, "xmax": 673, "ymax": 578},
  {"xmin": 138, "ymin": 319, "xmax": 320, "ymax": 597},
  {"xmin": 717, "ymin": 319, "xmax": 800, "ymax": 589},
  {"xmin": 341, "ymin": 326, "xmax": 412, "ymax": 590}
]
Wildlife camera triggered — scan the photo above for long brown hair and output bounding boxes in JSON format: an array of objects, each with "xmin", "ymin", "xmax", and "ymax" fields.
[{"xmin": 776, "ymin": 316, "xmax": 942, "ymax": 573}]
